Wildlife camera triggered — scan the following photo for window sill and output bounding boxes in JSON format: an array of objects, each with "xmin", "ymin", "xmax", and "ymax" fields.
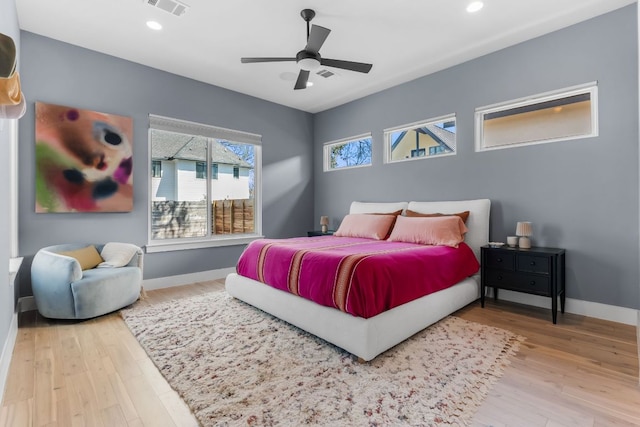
[{"xmin": 145, "ymin": 235, "xmax": 263, "ymax": 253}]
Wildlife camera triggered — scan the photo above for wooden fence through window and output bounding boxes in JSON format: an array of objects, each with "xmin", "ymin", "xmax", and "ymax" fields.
[{"xmin": 151, "ymin": 199, "xmax": 254, "ymax": 239}]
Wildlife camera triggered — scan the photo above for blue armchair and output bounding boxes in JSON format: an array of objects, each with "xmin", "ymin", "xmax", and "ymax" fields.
[{"xmin": 31, "ymin": 243, "xmax": 143, "ymax": 319}]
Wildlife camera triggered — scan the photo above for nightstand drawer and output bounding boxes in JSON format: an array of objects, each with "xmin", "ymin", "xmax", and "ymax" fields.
[
  {"xmin": 484, "ymin": 251, "xmax": 515, "ymax": 270},
  {"xmin": 511, "ymin": 274, "xmax": 550, "ymax": 295},
  {"xmin": 517, "ymin": 255, "xmax": 550, "ymax": 274},
  {"xmin": 484, "ymin": 269, "xmax": 550, "ymax": 295}
]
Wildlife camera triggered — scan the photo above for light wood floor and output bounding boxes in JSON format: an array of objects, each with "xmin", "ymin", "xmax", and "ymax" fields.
[{"xmin": 1, "ymin": 280, "xmax": 638, "ymax": 427}]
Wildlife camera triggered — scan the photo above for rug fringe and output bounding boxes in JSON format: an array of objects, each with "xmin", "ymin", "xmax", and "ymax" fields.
[{"xmin": 449, "ymin": 333, "xmax": 526, "ymax": 426}]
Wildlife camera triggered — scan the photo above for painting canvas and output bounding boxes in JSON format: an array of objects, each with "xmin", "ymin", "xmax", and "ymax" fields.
[{"xmin": 35, "ymin": 102, "xmax": 133, "ymax": 213}]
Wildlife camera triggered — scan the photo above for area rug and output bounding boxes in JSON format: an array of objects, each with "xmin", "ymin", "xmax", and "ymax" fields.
[{"xmin": 121, "ymin": 292, "xmax": 523, "ymax": 426}]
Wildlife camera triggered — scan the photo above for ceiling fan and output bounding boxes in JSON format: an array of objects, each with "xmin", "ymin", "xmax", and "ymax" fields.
[{"xmin": 241, "ymin": 9, "xmax": 373, "ymax": 90}]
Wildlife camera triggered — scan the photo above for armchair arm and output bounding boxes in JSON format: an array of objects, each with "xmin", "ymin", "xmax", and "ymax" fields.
[{"xmin": 31, "ymin": 249, "xmax": 83, "ymax": 318}]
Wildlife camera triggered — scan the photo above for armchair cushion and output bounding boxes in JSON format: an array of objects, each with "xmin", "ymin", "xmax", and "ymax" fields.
[
  {"xmin": 99, "ymin": 242, "xmax": 140, "ymax": 268},
  {"xmin": 58, "ymin": 245, "xmax": 103, "ymax": 270}
]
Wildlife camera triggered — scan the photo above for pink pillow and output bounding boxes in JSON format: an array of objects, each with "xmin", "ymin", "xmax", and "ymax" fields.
[
  {"xmin": 334, "ymin": 214, "xmax": 397, "ymax": 240},
  {"xmin": 387, "ymin": 215, "xmax": 468, "ymax": 247}
]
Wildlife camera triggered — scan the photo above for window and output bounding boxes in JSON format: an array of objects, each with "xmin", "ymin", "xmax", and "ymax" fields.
[
  {"xmin": 195, "ymin": 161, "xmax": 206, "ymax": 179},
  {"xmin": 475, "ymin": 82, "xmax": 598, "ymax": 152},
  {"xmin": 151, "ymin": 160, "xmax": 162, "ymax": 178},
  {"xmin": 148, "ymin": 115, "xmax": 262, "ymax": 252},
  {"xmin": 384, "ymin": 115, "xmax": 456, "ymax": 163},
  {"xmin": 323, "ymin": 133, "xmax": 372, "ymax": 172}
]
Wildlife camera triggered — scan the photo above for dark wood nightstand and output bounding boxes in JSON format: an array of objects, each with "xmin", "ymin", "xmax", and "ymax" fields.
[
  {"xmin": 307, "ymin": 230, "xmax": 335, "ymax": 237},
  {"xmin": 481, "ymin": 245, "xmax": 566, "ymax": 323}
]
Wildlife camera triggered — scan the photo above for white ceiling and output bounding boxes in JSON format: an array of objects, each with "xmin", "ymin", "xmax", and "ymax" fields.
[{"xmin": 16, "ymin": 0, "xmax": 636, "ymax": 113}]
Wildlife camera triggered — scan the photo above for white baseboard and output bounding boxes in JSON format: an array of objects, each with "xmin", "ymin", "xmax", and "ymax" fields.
[
  {"xmin": 142, "ymin": 267, "xmax": 236, "ymax": 291},
  {"xmin": 495, "ymin": 289, "xmax": 639, "ymax": 326},
  {"xmin": 0, "ymin": 312, "xmax": 18, "ymax": 405}
]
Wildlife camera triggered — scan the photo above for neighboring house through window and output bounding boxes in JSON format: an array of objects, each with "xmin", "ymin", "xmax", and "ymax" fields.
[
  {"xmin": 385, "ymin": 115, "xmax": 457, "ymax": 163},
  {"xmin": 148, "ymin": 115, "xmax": 262, "ymax": 252}
]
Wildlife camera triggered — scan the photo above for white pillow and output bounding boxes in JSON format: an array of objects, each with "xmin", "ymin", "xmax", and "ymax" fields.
[{"xmin": 99, "ymin": 242, "xmax": 139, "ymax": 268}]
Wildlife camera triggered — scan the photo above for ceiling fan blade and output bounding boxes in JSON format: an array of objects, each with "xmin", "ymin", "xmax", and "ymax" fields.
[
  {"xmin": 320, "ymin": 58, "xmax": 373, "ymax": 73},
  {"xmin": 305, "ymin": 25, "xmax": 331, "ymax": 54},
  {"xmin": 294, "ymin": 70, "xmax": 310, "ymax": 90},
  {"xmin": 241, "ymin": 57, "xmax": 296, "ymax": 63}
]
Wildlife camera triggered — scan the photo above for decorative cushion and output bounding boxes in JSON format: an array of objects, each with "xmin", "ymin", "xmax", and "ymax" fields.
[
  {"xmin": 387, "ymin": 216, "xmax": 468, "ymax": 247},
  {"xmin": 405, "ymin": 209, "xmax": 470, "ymax": 224},
  {"xmin": 99, "ymin": 242, "xmax": 139, "ymax": 268},
  {"xmin": 58, "ymin": 245, "xmax": 103, "ymax": 270},
  {"xmin": 334, "ymin": 214, "xmax": 397, "ymax": 240}
]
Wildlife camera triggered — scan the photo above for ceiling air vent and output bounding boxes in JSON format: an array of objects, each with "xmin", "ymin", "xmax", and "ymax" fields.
[
  {"xmin": 144, "ymin": 0, "xmax": 189, "ymax": 16},
  {"xmin": 316, "ymin": 69, "xmax": 335, "ymax": 78}
]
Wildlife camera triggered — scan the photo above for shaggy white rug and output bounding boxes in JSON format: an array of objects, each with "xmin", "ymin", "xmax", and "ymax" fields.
[{"xmin": 121, "ymin": 291, "xmax": 523, "ymax": 426}]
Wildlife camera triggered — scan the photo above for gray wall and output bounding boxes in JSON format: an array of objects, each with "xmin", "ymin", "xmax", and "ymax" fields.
[
  {"xmin": 17, "ymin": 32, "xmax": 314, "ymax": 293},
  {"xmin": 0, "ymin": 0, "xmax": 19, "ymax": 361},
  {"xmin": 313, "ymin": 6, "xmax": 639, "ymax": 309}
]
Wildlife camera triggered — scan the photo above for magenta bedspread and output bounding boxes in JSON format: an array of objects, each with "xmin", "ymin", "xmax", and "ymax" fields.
[{"xmin": 236, "ymin": 236, "xmax": 480, "ymax": 318}]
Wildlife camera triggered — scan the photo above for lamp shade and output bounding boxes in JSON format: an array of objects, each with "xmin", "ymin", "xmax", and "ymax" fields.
[
  {"xmin": 515, "ymin": 221, "xmax": 532, "ymax": 237},
  {"xmin": 320, "ymin": 216, "xmax": 329, "ymax": 226}
]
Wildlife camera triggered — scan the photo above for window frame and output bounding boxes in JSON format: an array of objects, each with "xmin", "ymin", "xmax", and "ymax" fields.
[
  {"xmin": 195, "ymin": 161, "xmax": 206, "ymax": 179},
  {"xmin": 211, "ymin": 163, "xmax": 219, "ymax": 180},
  {"xmin": 323, "ymin": 133, "xmax": 373, "ymax": 172},
  {"xmin": 475, "ymin": 82, "xmax": 599, "ymax": 152},
  {"xmin": 384, "ymin": 114, "xmax": 457, "ymax": 164},
  {"xmin": 147, "ymin": 115, "xmax": 263, "ymax": 253},
  {"xmin": 233, "ymin": 165, "xmax": 239, "ymax": 179}
]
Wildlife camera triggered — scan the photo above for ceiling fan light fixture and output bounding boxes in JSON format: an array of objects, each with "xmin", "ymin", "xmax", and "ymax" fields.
[{"xmin": 298, "ymin": 57, "xmax": 320, "ymax": 71}]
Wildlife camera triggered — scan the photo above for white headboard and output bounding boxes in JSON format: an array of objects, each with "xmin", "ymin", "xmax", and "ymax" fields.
[
  {"xmin": 407, "ymin": 199, "xmax": 491, "ymax": 261},
  {"xmin": 349, "ymin": 201, "xmax": 408, "ymax": 214}
]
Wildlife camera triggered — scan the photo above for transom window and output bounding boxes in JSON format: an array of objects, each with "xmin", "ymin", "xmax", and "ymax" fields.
[
  {"xmin": 148, "ymin": 115, "xmax": 262, "ymax": 252},
  {"xmin": 384, "ymin": 114, "xmax": 457, "ymax": 163},
  {"xmin": 323, "ymin": 133, "xmax": 372, "ymax": 172},
  {"xmin": 475, "ymin": 82, "xmax": 598, "ymax": 151}
]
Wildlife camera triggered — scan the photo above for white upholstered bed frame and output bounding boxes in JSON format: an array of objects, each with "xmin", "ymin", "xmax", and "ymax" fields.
[{"xmin": 226, "ymin": 198, "xmax": 490, "ymax": 361}]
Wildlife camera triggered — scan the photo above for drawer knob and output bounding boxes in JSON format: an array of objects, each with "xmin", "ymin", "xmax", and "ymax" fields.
[
  {"xmin": 529, "ymin": 281, "xmax": 536, "ymax": 286},
  {"xmin": 497, "ymin": 258, "xmax": 502, "ymax": 262},
  {"xmin": 497, "ymin": 275, "xmax": 503, "ymax": 280},
  {"xmin": 530, "ymin": 261, "xmax": 536, "ymax": 266}
]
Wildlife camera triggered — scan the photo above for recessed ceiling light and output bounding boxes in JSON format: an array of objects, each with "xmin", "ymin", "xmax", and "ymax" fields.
[
  {"xmin": 306, "ymin": 81, "xmax": 314, "ymax": 87},
  {"xmin": 466, "ymin": 1, "xmax": 484, "ymax": 13},
  {"xmin": 146, "ymin": 21, "xmax": 162, "ymax": 30}
]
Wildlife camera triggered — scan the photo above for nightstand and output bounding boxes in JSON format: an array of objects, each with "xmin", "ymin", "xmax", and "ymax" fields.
[
  {"xmin": 307, "ymin": 230, "xmax": 334, "ymax": 237},
  {"xmin": 481, "ymin": 245, "xmax": 566, "ymax": 323}
]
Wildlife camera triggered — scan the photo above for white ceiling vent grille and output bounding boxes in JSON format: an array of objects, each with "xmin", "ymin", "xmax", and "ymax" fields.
[
  {"xmin": 144, "ymin": 0, "xmax": 189, "ymax": 16},
  {"xmin": 316, "ymin": 69, "xmax": 335, "ymax": 78}
]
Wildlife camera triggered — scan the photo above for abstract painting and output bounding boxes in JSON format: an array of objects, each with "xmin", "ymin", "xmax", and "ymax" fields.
[{"xmin": 35, "ymin": 102, "xmax": 133, "ymax": 213}]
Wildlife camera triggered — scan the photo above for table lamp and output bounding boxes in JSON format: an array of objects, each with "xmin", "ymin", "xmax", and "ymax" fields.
[
  {"xmin": 516, "ymin": 221, "xmax": 532, "ymax": 249},
  {"xmin": 320, "ymin": 216, "xmax": 329, "ymax": 233}
]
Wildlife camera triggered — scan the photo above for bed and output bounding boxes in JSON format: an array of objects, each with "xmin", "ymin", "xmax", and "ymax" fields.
[{"xmin": 225, "ymin": 198, "xmax": 490, "ymax": 361}]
